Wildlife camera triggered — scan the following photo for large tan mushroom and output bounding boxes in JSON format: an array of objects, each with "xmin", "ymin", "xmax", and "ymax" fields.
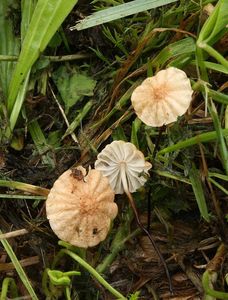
[
  {"xmin": 131, "ymin": 67, "xmax": 193, "ymax": 127},
  {"xmin": 46, "ymin": 166, "xmax": 118, "ymax": 248}
]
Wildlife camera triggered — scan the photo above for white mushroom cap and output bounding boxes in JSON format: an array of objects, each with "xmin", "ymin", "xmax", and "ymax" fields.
[
  {"xmin": 131, "ymin": 67, "xmax": 193, "ymax": 127},
  {"xmin": 95, "ymin": 140, "xmax": 152, "ymax": 194},
  {"xmin": 46, "ymin": 166, "xmax": 117, "ymax": 248}
]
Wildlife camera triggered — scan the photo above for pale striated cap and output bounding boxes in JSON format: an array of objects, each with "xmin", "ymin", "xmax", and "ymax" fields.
[
  {"xmin": 46, "ymin": 166, "xmax": 117, "ymax": 248},
  {"xmin": 95, "ymin": 140, "xmax": 152, "ymax": 194},
  {"xmin": 131, "ymin": 67, "xmax": 193, "ymax": 127}
]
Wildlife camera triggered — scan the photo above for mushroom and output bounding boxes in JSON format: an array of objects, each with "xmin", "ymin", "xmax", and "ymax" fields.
[
  {"xmin": 46, "ymin": 166, "xmax": 118, "ymax": 248},
  {"xmin": 131, "ymin": 67, "xmax": 193, "ymax": 127},
  {"xmin": 94, "ymin": 140, "xmax": 152, "ymax": 194},
  {"xmin": 95, "ymin": 140, "xmax": 173, "ymax": 292}
]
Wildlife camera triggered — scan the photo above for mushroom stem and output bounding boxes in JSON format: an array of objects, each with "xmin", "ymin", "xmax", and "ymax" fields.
[{"xmin": 120, "ymin": 166, "xmax": 173, "ymax": 293}]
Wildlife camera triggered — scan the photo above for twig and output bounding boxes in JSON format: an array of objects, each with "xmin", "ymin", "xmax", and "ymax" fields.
[
  {"xmin": 0, "ymin": 229, "xmax": 28, "ymax": 240},
  {"xmin": 0, "ymin": 53, "xmax": 91, "ymax": 62}
]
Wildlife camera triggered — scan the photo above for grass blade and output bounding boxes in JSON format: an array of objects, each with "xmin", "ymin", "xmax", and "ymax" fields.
[
  {"xmin": 158, "ymin": 128, "xmax": 228, "ymax": 155},
  {"xmin": 208, "ymin": 178, "xmax": 228, "ymax": 196},
  {"xmin": 198, "ymin": 0, "xmax": 228, "ymax": 45},
  {"xmin": 28, "ymin": 120, "xmax": 55, "ymax": 167},
  {"xmin": 208, "ymin": 98, "xmax": 228, "ymax": 175},
  {"xmin": 72, "ymin": 0, "xmax": 178, "ymax": 31},
  {"xmin": 0, "ymin": 0, "xmax": 19, "ymax": 98},
  {"xmin": 21, "ymin": 0, "xmax": 37, "ymax": 40},
  {"xmin": 9, "ymin": 71, "xmax": 30, "ymax": 132},
  {"xmin": 189, "ymin": 164, "xmax": 210, "ymax": 222},
  {"xmin": 191, "ymin": 61, "xmax": 228, "ymax": 75},
  {"xmin": 152, "ymin": 37, "xmax": 195, "ymax": 67},
  {"xmin": 7, "ymin": 1, "xmax": 36, "ymax": 134},
  {"xmin": 0, "ymin": 231, "xmax": 39, "ymax": 300},
  {"xmin": 0, "ymin": 179, "xmax": 49, "ymax": 196},
  {"xmin": 62, "ymin": 101, "xmax": 93, "ymax": 139},
  {"xmin": 8, "ymin": 0, "xmax": 78, "ymax": 113}
]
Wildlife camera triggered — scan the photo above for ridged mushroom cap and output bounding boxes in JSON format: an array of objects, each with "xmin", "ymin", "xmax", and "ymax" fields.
[
  {"xmin": 46, "ymin": 166, "xmax": 117, "ymax": 248},
  {"xmin": 95, "ymin": 140, "xmax": 152, "ymax": 194},
  {"xmin": 131, "ymin": 67, "xmax": 193, "ymax": 127}
]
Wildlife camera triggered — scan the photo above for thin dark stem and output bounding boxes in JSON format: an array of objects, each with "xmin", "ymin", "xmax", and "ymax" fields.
[
  {"xmin": 147, "ymin": 186, "xmax": 152, "ymax": 232},
  {"xmin": 125, "ymin": 190, "xmax": 173, "ymax": 294}
]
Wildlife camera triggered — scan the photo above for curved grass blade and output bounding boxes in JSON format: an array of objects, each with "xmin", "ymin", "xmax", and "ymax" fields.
[
  {"xmin": 191, "ymin": 60, "xmax": 228, "ymax": 75},
  {"xmin": 158, "ymin": 128, "xmax": 228, "ymax": 155},
  {"xmin": 8, "ymin": 0, "xmax": 78, "ymax": 113},
  {"xmin": 0, "ymin": 277, "xmax": 18, "ymax": 299},
  {"xmin": 72, "ymin": 0, "xmax": 178, "ymax": 31},
  {"xmin": 0, "ymin": 231, "xmax": 39, "ymax": 300}
]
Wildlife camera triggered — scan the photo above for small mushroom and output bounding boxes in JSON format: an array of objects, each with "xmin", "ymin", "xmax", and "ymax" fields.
[
  {"xmin": 95, "ymin": 141, "xmax": 173, "ymax": 292},
  {"xmin": 94, "ymin": 140, "xmax": 152, "ymax": 194},
  {"xmin": 131, "ymin": 67, "xmax": 193, "ymax": 127},
  {"xmin": 46, "ymin": 166, "xmax": 118, "ymax": 248}
]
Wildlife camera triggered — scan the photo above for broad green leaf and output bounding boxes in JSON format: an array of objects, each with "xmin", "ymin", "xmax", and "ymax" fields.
[
  {"xmin": 8, "ymin": 0, "xmax": 78, "ymax": 113},
  {"xmin": 189, "ymin": 164, "xmax": 210, "ymax": 222},
  {"xmin": 72, "ymin": 0, "xmax": 178, "ymax": 31},
  {"xmin": 52, "ymin": 66, "xmax": 96, "ymax": 113}
]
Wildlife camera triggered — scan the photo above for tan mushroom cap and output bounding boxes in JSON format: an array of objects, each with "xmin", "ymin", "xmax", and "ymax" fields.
[
  {"xmin": 95, "ymin": 140, "xmax": 152, "ymax": 194},
  {"xmin": 131, "ymin": 67, "xmax": 193, "ymax": 127},
  {"xmin": 46, "ymin": 166, "xmax": 118, "ymax": 248}
]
